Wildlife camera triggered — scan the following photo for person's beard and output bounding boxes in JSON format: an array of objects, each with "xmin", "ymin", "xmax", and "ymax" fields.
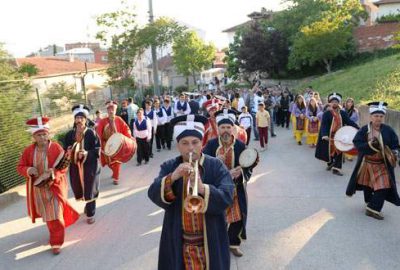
[{"xmin": 221, "ymin": 132, "xmax": 231, "ymax": 143}]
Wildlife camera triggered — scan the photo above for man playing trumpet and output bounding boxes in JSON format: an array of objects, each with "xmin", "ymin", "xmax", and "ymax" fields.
[{"xmin": 148, "ymin": 114, "xmax": 234, "ymax": 270}]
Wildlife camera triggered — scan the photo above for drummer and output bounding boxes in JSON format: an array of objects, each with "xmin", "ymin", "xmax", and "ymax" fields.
[
  {"xmin": 346, "ymin": 102, "xmax": 400, "ymax": 220},
  {"xmin": 203, "ymin": 109, "xmax": 253, "ymax": 257},
  {"xmin": 315, "ymin": 93, "xmax": 359, "ymax": 176},
  {"xmin": 64, "ymin": 105, "xmax": 101, "ymax": 224},
  {"xmin": 96, "ymin": 101, "xmax": 133, "ymax": 185}
]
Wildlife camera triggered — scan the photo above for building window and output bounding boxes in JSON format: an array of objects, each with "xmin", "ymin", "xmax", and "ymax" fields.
[{"xmin": 101, "ymin": 55, "xmax": 108, "ymax": 61}]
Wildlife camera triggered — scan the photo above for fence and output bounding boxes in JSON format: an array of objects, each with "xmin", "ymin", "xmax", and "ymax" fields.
[{"xmin": 0, "ymin": 78, "xmax": 144, "ymax": 193}]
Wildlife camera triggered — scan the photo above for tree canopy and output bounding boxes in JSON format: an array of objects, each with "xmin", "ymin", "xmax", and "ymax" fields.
[
  {"xmin": 172, "ymin": 31, "xmax": 216, "ymax": 85},
  {"xmin": 96, "ymin": 1, "xmax": 185, "ymax": 90}
]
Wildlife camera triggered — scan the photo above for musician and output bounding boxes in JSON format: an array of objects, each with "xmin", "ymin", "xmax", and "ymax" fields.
[
  {"xmin": 346, "ymin": 102, "xmax": 400, "ymax": 220},
  {"xmin": 163, "ymin": 98, "xmax": 173, "ymax": 150},
  {"xmin": 17, "ymin": 117, "xmax": 79, "ymax": 255},
  {"xmin": 315, "ymin": 93, "xmax": 359, "ymax": 176},
  {"xmin": 133, "ymin": 108, "xmax": 152, "ymax": 166},
  {"xmin": 154, "ymin": 99, "xmax": 168, "ymax": 152},
  {"xmin": 64, "ymin": 105, "xmax": 101, "ymax": 224},
  {"xmin": 174, "ymin": 93, "xmax": 191, "ymax": 116},
  {"xmin": 203, "ymin": 109, "xmax": 252, "ymax": 257},
  {"xmin": 202, "ymin": 99, "xmax": 221, "ymax": 147},
  {"xmin": 96, "ymin": 101, "xmax": 133, "ymax": 185},
  {"xmin": 148, "ymin": 114, "xmax": 234, "ymax": 270},
  {"xmin": 144, "ymin": 100, "xmax": 157, "ymax": 158}
]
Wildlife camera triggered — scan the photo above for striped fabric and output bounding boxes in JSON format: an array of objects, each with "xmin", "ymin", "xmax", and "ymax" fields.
[
  {"xmin": 182, "ymin": 175, "xmax": 206, "ymax": 270},
  {"xmin": 163, "ymin": 176, "xmax": 176, "ymax": 202},
  {"xmin": 357, "ymin": 152, "xmax": 391, "ymax": 191},
  {"xmin": 329, "ymin": 110, "xmax": 342, "ymax": 157},
  {"xmin": 216, "ymin": 140, "xmax": 242, "ymax": 224},
  {"xmin": 33, "ymin": 149, "xmax": 63, "ymax": 222}
]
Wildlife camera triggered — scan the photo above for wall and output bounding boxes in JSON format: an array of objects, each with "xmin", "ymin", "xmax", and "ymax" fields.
[
  {"xmin": 358, "ymin": 105, "xmax": 400, "ymax": 135},
  {"xmin": 378, "ymin": 4, "xmax": 400, "ymax": 17},
  {"xmin": 353, "ymin": 22, "xmax": 400, "ymax": 52}
]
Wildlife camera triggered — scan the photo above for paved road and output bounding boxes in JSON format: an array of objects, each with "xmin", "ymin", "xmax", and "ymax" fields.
[{"xmin": 1, "ymin": 128, "xmax": 400, "ymax": 270}]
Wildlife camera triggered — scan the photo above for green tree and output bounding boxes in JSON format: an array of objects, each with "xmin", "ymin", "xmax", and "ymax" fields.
[
  {"xmin": 172, "ymin": 31, "xmax": 216, "ymax": 86},
  {"xmin": 18, "ymin": 63, "xmax": 39, "ymax": 77},
  {"xmin": 236, "ymin": 23, "xmax": 289, "ymax": 77},
  {"xmin": 288, "ymin": 0, "xmax": 366, "ymax": 73},
  {"xmin": 96, "ymin": 1, "xmax": 185, "ymax": 92}
]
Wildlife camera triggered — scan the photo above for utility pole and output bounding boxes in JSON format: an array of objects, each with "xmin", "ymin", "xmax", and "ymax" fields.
[{"xmin": 148, "ymin": 0, "xmax": 160, "ymax": 96}]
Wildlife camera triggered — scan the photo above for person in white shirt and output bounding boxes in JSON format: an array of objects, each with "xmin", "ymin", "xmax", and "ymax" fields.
[
  {"xmin": 133, "ymin": 108, "xmax": 152, "ymax": 166},
  {"xmin": 238, "ymin": 106, "xmax": 253, "ymax": 146},
  {"xmin": 154, "ymin": 100, "xmax": 168, "ymax": 152},
  {"xmin": 174, "ymin": 93, "xmax": 191, "ymax": 116},
  {"xmin": 162, "ymin": 98, "xmax": 173, "ymax": 150}
]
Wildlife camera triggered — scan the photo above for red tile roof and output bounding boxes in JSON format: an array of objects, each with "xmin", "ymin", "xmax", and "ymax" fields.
[{"xmin": 15, "ymin": 57, "xmax": 107, "ymax": 77}]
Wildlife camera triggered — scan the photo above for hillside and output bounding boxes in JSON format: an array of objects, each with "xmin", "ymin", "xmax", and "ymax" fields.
[{"xmin": 298, "ymin": 53, "xmax": 400, "ymax": 109}]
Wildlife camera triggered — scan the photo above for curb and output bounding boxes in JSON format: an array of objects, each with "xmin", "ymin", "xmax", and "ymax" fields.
[{"xmin": 0, "ymin": 184, "xmax": 26, "ymax": 209}]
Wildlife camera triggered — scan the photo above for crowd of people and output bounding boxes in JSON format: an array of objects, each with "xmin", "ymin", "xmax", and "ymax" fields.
[{"xmin": 15, "ymin": 79, "xmax": 400, "ymax": 269}]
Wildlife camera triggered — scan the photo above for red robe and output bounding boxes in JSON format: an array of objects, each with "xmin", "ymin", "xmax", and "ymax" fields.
[
  {"xmin": 234, "ymin": 125, "xmax": 247, "ymax": 145},
  {"xmin": 17, "ymin": 141, "xmax": 79, "ymax": 227},
  {"xmin": 96, "ymin": 116, "xmax": 133, "ymax": 167},
  {"xmin": 202, "ymin": 118, "xmax": 219, "ymax": 147}
]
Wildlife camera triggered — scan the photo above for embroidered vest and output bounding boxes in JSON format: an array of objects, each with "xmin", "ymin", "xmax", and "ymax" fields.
[
  {"xmin": 177, "ymin": 101, "xmax": 187, "ymax": 111},
  {"xmin": 135, "ymin": 119, "xmax": 147, "ymax": 131}
]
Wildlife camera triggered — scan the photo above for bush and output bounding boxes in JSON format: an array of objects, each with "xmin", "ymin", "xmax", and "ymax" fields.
[
  {"xmin": 52, "ymin": 129, "xmax": 68, "ymax": 146},
  {"xmin": 377, "ymin": 13, "xmax": 400, "ymax": 24}
]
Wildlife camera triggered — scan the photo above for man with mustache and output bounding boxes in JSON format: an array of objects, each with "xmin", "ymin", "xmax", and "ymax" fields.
[
  {"xmin": 64, "ymin": 105, "xmax": 101, "ymax": 224},
  {"xmin": 346, "ymin": 102, "xmax": 400, "ymax": 220},
  {"xmin": 315, "ymin": 93, "xmax": 359, "ymax": 176},
  {"xmin": 96, "ymin": 101, "xmax": 134, "ymax": 185},
  {"xmin": 203, "ymin": 109, "xmax": 253, "ymax": 257},
  {"xmin": 17, "ymin": 117, "xmax": 79, "ymax": 255},
  {"xmin": 148, "ymin": 114, "xmax": 234, "ymax": 270}
]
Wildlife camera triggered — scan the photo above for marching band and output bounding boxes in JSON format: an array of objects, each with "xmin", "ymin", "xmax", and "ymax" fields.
[{"xmin": 16, "ymin": 87, "xmax": 400, "ymax": 267}]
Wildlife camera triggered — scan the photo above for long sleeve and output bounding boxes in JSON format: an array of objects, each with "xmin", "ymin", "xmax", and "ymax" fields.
[
  {"xmin": 17, "ymin": 147, "xmax": 33, "ymax": 178},
  {"xmin": 148, "ymin": 160, "xmax": 178, "ymax": 209},
  {"xmin": 147, "ymin": 119, "xmax": 152, "ymax": 141},
  {"xmin": 184, "ymin": 103, "xmax": 191, "ymax": 115},
  {"xmin": 320, "ymin": 111, "xmax": 332, "ymax": 137}
]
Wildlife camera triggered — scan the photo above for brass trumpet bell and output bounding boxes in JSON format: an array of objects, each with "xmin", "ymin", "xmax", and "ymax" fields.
[{"xmin": 183, "ymin": 152, "xmax": 205, "ymax": 214}]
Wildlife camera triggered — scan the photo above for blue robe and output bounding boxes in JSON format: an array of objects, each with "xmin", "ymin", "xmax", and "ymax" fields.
[
  {"xmin": 315, "ymin": 109, "xmax": 359, "ymax": 162},
  {"xmin": 202, "ymin": 137, "xmax": 251, "ymax": 239},
  {"xmin": 148, "ymin": 154, "xmax": 234, "ymax": 270},
  {"xmin": 64, "ymin": 128, "xmax": 101, "ymax": 201},
  {"xmin": 346, "ymin": 123, "xmax": 400, "ymax": 205}
]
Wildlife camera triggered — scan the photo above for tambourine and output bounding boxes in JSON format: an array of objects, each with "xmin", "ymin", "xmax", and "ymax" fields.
[{"xmin": 239, "ymin": 148, "xmax": 259, "ymax": 169}]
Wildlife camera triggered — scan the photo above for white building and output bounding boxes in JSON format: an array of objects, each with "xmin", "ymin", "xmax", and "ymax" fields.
[
  {"xmin": 374, "ymin": 0, "xmax": 400, "ymax": 17},
  {"xmin": 56, "ymin": 48, "xmax": 95, "ymax": 63}
]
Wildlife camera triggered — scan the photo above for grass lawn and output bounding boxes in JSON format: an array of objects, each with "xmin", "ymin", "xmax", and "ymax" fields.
[{"xmin": 297, "ymin": 53, "xmax": 400, "ymax": 109}]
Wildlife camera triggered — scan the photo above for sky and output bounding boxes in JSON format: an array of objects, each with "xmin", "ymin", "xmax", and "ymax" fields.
[{"xmin": 0, "ymin": 0, "xmax": 286, "ymax": 57}]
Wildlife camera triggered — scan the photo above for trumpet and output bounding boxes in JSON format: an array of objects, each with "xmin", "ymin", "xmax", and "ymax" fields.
[{"xmin": 184, "ymin": 152, "xmax": 205, "ymax": 214}]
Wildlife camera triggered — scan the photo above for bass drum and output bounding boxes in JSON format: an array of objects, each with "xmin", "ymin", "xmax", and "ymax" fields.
[
  {"xmin": 104, "ymin": 133, "xmax": 136, "ymax": 163},
  {"xmin": 239, "ymin": 148, "xmax": 259, "ymax": 169}
]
